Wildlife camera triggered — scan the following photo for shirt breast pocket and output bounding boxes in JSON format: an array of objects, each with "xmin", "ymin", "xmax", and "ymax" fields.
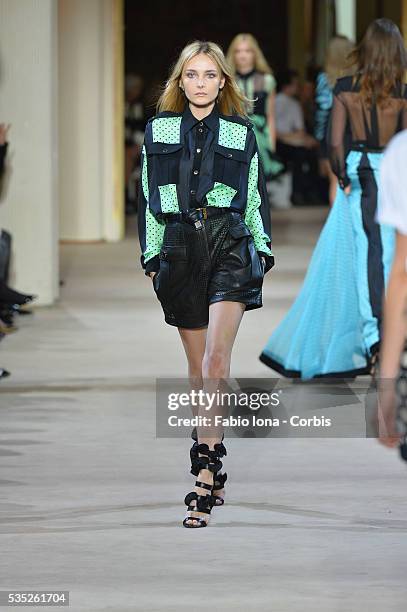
[
  {"xmin": 149, "ymin": 143, "xmax": 183, "ymax": 185},
  {"xmin": 213, "ymin": 144, "xmax": 248, "ymax": 191}
]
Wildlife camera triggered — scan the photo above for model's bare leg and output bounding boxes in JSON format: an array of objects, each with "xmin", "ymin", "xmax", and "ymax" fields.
[
  {"xmin": 180, "ymin": 302, "xmax": 245, "ymax": 526},
  {"xmin": 201, "ymin": 301, "xmax": 246, "ymax": 506},
  {"xmin": 178, "ymin": 326, "xmax": 207, "ymax": 413},
  {"xmin": 200, "ymin": 300, "xmax": 246, "ymax": 441},
  {"xmin": 178, "ymin": 325, "xmax": 208, "ymax": 526}
]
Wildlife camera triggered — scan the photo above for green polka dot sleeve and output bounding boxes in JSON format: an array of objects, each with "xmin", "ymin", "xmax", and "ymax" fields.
[
  {"xmin": 206, "ymin": 182, "xmax": 237, "ymax": 207},
  {"xmin": 152, "ymin": 117, "xmax": 182, "ymax": 144},
  {"xmin": 244, "ymin": 151, "xmax": 273, "ymax": 256},
  {"xmin": 138, "ymin": 145, "xmax": 165, "ymax": 267}
]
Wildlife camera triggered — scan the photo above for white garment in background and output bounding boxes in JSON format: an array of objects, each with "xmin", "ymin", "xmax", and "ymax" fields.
[
  {"xmin": 275, "ymin": 92, "xmax": 304, "ymax": 135},
  {"xmin": 376, "ymin": 129, "xmax": 407, "ymax": 236}
]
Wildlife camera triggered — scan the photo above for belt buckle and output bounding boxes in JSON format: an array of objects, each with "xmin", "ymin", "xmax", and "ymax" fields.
[{"xmin": 196, "ymin": 207, "xmax": 207, "ymax": 220}]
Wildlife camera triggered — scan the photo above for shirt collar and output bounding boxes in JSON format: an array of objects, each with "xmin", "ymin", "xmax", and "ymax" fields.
[{"xmin": 182, "ymin": 103, "xmax": 219, "ymax": 134}]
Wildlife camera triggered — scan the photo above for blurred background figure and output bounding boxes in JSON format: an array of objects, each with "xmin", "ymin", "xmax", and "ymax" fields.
[
  {"xmin": 300, "ymin": 66, "xmax": 319, "ymax": 138},
  {"xmin": 226, "ymin": 33, "xmax": 283, "ymax": 187},
  {"xmin": 314, "ymin": 35, "xmax": 354, "ymax": 205},
  {"xmin": 0, "ymin": 122, "xmax": 36, "ymax": 380},
  {"xmin": 0, "ymin": 122, "xmax": 9, "ymax": 178},
  {"xmin": 275, "ymin": 69, "xmax": 319, "ymax": 206},
  {"xmin": 375, "ymin": 130, "xmax": 407, "ymax": 454},
  {"xmin": 124, "ymin": 74, "xmax": 148, "ymax": 215}
]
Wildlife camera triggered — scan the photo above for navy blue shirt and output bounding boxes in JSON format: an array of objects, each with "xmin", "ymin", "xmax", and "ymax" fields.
[
  {"xmin": 139, "ymin": 103, "xmax": 274, "ymax": 275},
  {"xmin": 178, "ymin": 104, "xmax": 219, "ymax": 210}
]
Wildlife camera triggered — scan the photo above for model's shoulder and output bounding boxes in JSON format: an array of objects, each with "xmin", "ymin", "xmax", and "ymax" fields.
[
  {"xmin": 263, "ymin": 72, "xmax": 276, "ymax": 93},
  {"xmin": 333, "ymin": 75, "xmax": 354, "ymax": 95},
  {"xmin": 219, "ymin": 113, "xmax": 253, "ymax": 130}
]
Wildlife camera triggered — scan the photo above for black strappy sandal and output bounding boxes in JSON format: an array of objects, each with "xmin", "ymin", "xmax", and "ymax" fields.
[
  {"xmin": 190, "ymin": 428, "xmax": 228, "ymax": 507},
  {"xmin": 212, "ymin": 471, "xmax": 228, "ymax": 506},
  {"xmin": 183, "ymin": 443, "xmax": 224, "ymax": 528}
]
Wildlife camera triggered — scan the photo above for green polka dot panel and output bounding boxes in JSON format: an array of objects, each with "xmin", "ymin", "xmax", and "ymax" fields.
[
  {"xmin": 141, "ymin": 145, "xmax": 148, "ymax": 200},
  {"xmin": 218, "ymin": 118, "xmax": 247, "ymax": 150},
  {"xmin": 244, "ymin": 153, "xmax": 273, "ymax": 255},
  {"xmin": 206, "ymin": 182, "xmax": 237, "ymax": 207},
  {"xmin": 152, "ymin": 116, "xmax": 182, "ymax": 143},
  {"xmin": 141, "ymin": 145, "xmax": 165, "ymax": 262},
  {"xmin": 144, "ymin": 206, "xmax": 165, "ymax": 262},
  {"xmin": 158, "ymin": 183, "xmax": 180, "ymax": 213}
]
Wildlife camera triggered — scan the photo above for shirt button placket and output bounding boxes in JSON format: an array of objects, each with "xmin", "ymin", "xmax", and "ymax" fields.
[{"xmin": 189, "ymin": 123, "xmax": 206, "ymax": 208}]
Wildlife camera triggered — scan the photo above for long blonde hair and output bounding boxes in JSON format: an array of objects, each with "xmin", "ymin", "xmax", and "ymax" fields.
[
  {"xmin": 157, "ymin": 41, "xmax": 247, "ymax": 116},
  {"xmin": 324, "ymin": 35, "xmax": 354, "ymax": 87},
  {"xmin": 226, "ymin": 34, "xmax": 272, "ymax": 75}
]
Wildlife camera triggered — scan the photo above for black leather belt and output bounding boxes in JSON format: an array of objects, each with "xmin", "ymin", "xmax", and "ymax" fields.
[{"xmin": 162, "ymin": 207, "xmax": 240, "ymax": 227}]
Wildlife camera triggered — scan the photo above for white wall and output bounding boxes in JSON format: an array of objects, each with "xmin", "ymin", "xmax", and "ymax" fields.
[
  {"xmin": 58, "ymin": 0, "xmax": 124, "ymax": 242},
  {"xmin": 0, "ymin": 0, "xmax": 59, "ymax": 305},
  {"xmin": 335, "ymin": 0, "xmax": 356, "ymax": 41}
]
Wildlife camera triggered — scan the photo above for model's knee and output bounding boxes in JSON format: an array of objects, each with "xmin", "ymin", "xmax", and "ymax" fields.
[{"xmin": 202, "ymin": 349, "xmax": 229, "ymax": 378}]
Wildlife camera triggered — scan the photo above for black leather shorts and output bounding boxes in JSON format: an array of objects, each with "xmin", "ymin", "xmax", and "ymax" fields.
[{"xmin": 151, "ymin": 208, "xmax": 265, "ymax": 328}]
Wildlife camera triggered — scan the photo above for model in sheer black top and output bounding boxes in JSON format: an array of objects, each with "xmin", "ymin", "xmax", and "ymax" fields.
[
  {"xmin": 329, "ymin": 75, "xmax": 407, "ymax": 189},
  {"xmin": 260, "ymin": 18, "xmax": 407, "ymax": 379}
]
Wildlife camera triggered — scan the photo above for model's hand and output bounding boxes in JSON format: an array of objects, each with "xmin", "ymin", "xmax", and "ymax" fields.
[
  {"xmin": 344, "ymin": 185, "xmax": 351, "ymax": 196},
  {"xmin": 149, "ymin": 271, "xmax": 157, "ymax": 280},
  {"xmin": 0, "ymin": 123, "xmax": 10, "ymax": 145}
]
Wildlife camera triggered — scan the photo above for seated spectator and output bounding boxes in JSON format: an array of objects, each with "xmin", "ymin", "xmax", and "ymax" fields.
[
  {"xmin": 124, "ymin": 75, "xmax": 148, "ymax": 214},
  {"xmin": 0, "ymin": 122, "xmax": 36, "ymax": 380},
  {"xmin": 275, "ymin": 70, "xmax": 319, "ymax": 205}
]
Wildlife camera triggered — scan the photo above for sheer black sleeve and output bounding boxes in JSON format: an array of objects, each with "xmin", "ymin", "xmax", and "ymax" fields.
[{"xmin": 327, "ymin": 87, "xmax": 350, "ymax": 189}]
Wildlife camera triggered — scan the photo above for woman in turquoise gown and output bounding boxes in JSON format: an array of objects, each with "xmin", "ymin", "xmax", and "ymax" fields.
[{"xmin": 260, "ymin": 19, "xmax": 407, "ymax": 379}]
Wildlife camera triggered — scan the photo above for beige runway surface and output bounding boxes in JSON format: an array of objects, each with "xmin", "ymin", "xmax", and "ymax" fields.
[{"xmin": 1, "ymin": 207, "xmax": 406, "ymax": 612}]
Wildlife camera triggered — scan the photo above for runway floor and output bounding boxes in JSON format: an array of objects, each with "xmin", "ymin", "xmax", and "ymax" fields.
[{"xmin": 0, "ymin": 207, "xmax": 406, "ymax": 611}]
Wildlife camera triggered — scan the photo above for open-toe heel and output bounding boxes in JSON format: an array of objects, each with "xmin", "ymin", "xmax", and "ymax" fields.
[
  {"xmin": 183, "ymin": 442, "xmax": 224, "ymax": 528},
  {"xmin": 183, "ymin": 479, "xmax": 215, "ymax": 528}
]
